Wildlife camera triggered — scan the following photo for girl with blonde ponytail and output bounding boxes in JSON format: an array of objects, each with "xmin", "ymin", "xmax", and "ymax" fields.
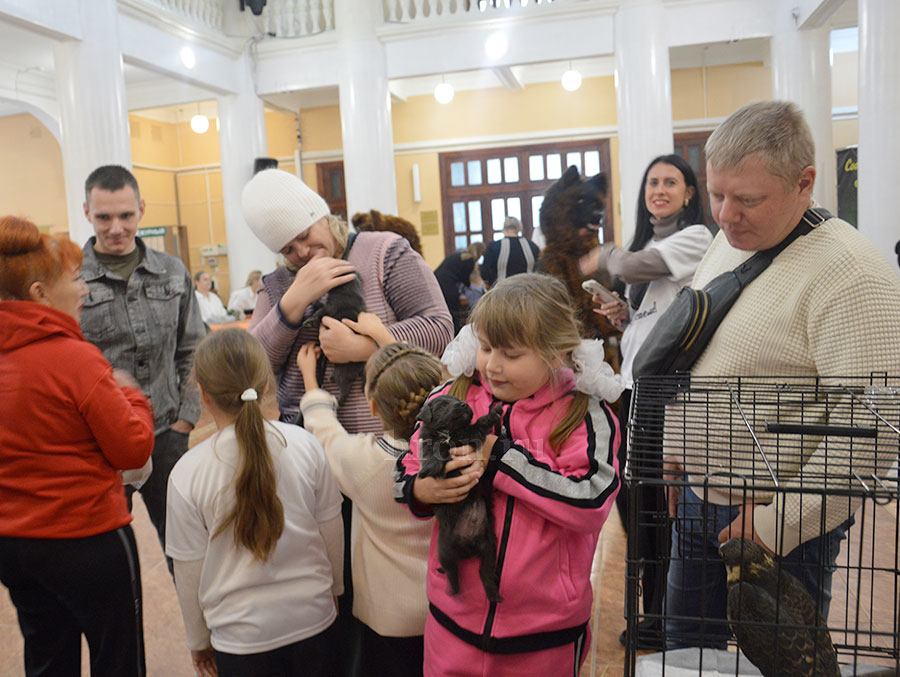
[
  {"xmin": 297, "ymin": 312, "xmax": 442, "ymax": 677},
  {"xmin": 166, "ymin": 329, "xmax": 344, "ymax": 677}
]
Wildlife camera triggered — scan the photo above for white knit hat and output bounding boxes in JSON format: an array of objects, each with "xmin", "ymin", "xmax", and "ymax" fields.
[{"xmin": 241, "ymin": 169, "xmax": 331, "ymax": 253}]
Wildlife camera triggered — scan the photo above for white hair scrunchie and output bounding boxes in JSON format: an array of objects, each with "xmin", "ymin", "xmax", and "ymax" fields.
[
  {"xmin": 441, "ymin": 323, "xmax": 479, "ymax": 378},
  {"xmin": 572, "ymin": 339, "xmax": 625, "ymax": 403},
  {"xmin": 240, "ymin": 388, "xmax": 258, "ymax": 402}
]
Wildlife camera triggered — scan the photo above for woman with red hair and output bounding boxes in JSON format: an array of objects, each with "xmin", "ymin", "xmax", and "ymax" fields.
[{"xmin": 0, "ymin": 216, "xmax": 155, "ymax": 676}]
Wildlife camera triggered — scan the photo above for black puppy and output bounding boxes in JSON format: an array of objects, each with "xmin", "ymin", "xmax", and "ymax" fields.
[
  {"xmin": 417, "ymin": 395, "xmax": 504, "ymax": 602},
  {"xmin": 302, "ymin": 273, "xmax": 366, "ymax": 405}
]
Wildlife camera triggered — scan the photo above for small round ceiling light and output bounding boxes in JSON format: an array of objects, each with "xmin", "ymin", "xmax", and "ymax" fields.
[
  {"xmin": 485, "ymin": 32, "xmax": 508, "ymax": 60},
  {"xmin": 190, "ymin": 113, "xmax": 210, "ymax": 134},
  {"xmin": 434, "ymin": 82, "xmax": 455, "ymax": 104},
  {"xmin": 180, "ymin": 46, "xmax": 196, "ymax": 70},
  {"xmin": 561, "ymin": 68, "xmax": 582, "ymax": 92}
]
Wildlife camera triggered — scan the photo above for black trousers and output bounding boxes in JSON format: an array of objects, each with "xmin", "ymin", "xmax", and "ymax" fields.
[
  {"xmin": 617, "ymin": 387, "xmax": 669, "ymax": 619},
  {"xmin": 214, "ymin": 621, "xmax": 338, "ymax": 677},
  {"xmin": 0, "ymin": 526, "xmax": 145, "ymax": 677},
  {"xmin": 126, "ymin": 427, "xmax": 190, "ymax": 574},
  {"xmin": 361, "ymin": 624, "xmax": 424, "ymax": 677}
]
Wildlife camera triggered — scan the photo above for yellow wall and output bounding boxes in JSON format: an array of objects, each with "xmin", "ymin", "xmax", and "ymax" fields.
[
  {"xmin": 393, "ymin": 153, "xmax": 444, "ymax": 263},
  {"xmin": 130, "ymin": 114, "xmax": 181, "ymax": 232},
  {"xmin": 833, "ymin": 118, "xmax": 858, "ymax": 150},
  {"xmin": 129, "ymin": 115, "xmax": 179, "ymax": 168},
  {"xmin": 268, "ymin": 110, "xmax": 300, "ymax": 158},
  {"xmin": 392, "ymin": 76, "xmax": 618, "ymax": 144},
  {"xmin": 302, "ymin": 162, "xmax": 318, "ymax": 192},
  {"xmin": 671, "ymin": 63, "xmax": 773, "ymax": 120},
  {"xmin": 0, "ymin": 114, "xmax": 68, "ymax": 233},
  {"xmin": 832, "ymin": 52, "xmax": 858, "ymax": 109},
  {"xmin": 704, "ymin": 62, "xmax": 773, "ymax": 116},
  {"xmin": 132, "ymin": 167, "xmax": 178, "ymax": 228},
  {"xmin": 299, "ymin": 105, "xmax": 342, "ymax": 151}
]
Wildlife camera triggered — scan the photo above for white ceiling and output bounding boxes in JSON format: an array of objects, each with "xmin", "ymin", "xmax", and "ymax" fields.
[
  {"xmin": 0, "ymin": 20, "xmax": 55, "ymax": 72},
  {"xmin": 255, "ymin": 36, "xmax": 774, "ymax": 113},
  {"xmin": 0, "ymin": 18, "xmax": 180, "ymax": 87},
  {"xmin": 0, "ymin": 0, "xmax": 861, "ymax": 121}
]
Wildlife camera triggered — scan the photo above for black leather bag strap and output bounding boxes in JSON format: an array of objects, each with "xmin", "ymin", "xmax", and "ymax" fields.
[
  {"xmin": 342, "ymin": 231, "xmax": 358, "ymax": 260},
  {"xmin": 732, "ymin": 207, "xmax": 832, "ymax": 288}
]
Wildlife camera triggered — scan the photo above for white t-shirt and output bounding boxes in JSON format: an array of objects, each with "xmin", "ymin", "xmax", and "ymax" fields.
[
  {"xmin": 195, "ymin": 290, "xmax": 233, "ymax": 325},
  {"xmin": 228, "ymin": 286, "xmax": 258, "ymax": 318},
  {"xmin": 166, "ymin": 421, "xmax": 343, "ymax": 655},
  {"xmin": 619, "ymin": 224, "xmax": 714, "ymax": 386}
]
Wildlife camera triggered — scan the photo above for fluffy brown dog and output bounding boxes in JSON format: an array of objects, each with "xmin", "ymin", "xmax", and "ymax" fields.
[
  {"xmin": 417, "ymin": 395, "xmax": 504, "ymax": 602},
  {"xmin": 352, "ymin": 210, "xmax": 423, "ymax": 255},
  {"xmin": 538, "ymin": 166, "xmax": 621, "ymax": 368}
]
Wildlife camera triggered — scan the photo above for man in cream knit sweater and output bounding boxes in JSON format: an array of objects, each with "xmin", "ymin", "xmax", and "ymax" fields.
[{"xmin": 662, "ymin": 101, "xmax": 900, "ymax": 649}]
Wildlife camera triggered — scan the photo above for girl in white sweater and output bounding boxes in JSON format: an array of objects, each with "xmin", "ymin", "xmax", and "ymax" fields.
[
  {"xmin": 166, "ymin": 329, "xmax": 343, "ymax": 677},
  {"xmin": 298, "ymin": 313, "xmax": 442, "ymax": 677}
]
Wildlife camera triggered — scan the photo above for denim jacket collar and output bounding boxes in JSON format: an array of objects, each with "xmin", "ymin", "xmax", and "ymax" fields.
[{"xmin": 82, "ymin": 237, "xmax": 168, "ymax": 281}]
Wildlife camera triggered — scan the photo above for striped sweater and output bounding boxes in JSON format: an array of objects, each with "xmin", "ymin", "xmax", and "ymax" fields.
[{"xmin": 249, "ymin": 231, "xmax": 453, "ymax": 433}]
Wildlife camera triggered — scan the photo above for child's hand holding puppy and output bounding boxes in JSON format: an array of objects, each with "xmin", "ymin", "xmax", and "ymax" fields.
[
  {"xmin": 342, "ymin": 312, "xmax": 395, "ymax": 347},
  {"xmin": 297, "ymin": 343, "xmax": 322, "ymax": 393}
]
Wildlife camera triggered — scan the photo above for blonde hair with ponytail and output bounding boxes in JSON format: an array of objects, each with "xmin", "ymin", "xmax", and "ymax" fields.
[
  {"xmin": 365, "ymin": 343, "xmax": 443, "ymax": 440},
  {"xmin": 192, "ymin": 329, "xmax": 285, "ymax": 562},
  {"xmin": 448, "ymin": 273, "xmax": 590, "ymax": 454}
]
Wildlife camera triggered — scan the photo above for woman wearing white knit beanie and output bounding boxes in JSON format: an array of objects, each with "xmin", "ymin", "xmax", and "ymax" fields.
[{"xmin": 241, "ymin": 168, "xmax": 453, "ymax": 431}]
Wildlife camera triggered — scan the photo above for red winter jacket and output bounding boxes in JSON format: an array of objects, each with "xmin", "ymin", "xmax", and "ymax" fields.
[
  {"xmin": 0, "ymin": 301, "xmax": 154, "ymax": 538},
  {"xmin": 395, "ymin": 371, "xmax": 620, "ymax": 655}
]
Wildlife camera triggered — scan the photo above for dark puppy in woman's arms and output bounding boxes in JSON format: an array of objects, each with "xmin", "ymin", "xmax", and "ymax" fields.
[
  {"xmin": 417, "ymin": 395, "xmax": 504, "ymax": 602},
  {"xmin": 303, "ymin": 273, "xmax": 367, "ymax": 404}
]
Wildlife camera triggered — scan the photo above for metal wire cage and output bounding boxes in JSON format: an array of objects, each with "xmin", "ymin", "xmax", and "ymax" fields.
[{"xmin": 624, "ymin": 374, "xmax": 900, "ymax": 677}]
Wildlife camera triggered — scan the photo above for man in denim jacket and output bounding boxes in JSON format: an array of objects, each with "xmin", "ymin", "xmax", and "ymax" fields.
[{"xmin": 80, "ymin": 165, "xmax": 205, "ymax": 566}]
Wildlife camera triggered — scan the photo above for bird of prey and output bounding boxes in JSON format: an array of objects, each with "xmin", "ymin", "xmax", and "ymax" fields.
[{"xmin": 719, "ymin": 537, "xmax": 840, "ymax": 677}]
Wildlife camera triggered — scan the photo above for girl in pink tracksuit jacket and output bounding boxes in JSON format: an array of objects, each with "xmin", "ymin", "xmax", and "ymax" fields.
[{"xmin": 394, "ymin": 273, "xmax": 624, "ymax": 676}]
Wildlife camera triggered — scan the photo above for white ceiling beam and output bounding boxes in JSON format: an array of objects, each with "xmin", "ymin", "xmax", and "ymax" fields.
[
  {"xmin": 126, "ymin": 77, "xmax": 220, "ymax": 111},
  {"xmin": 382, "ymin": 11, "xmax": 614, "ymax": 79},
  {"xmin": 666, "ymin": 0, "xmax": 776, "ymax": 48},
  {"xmin": 794, "ymin": 0, "xmax": 847, "ymax": 28},
  {"xmin": 0, "ymin": 0, "xmax": 82, "ymax": 40},
  {"xmin": 118, "ymin": 5, "xmax": 241, "ymax": 97},
  {"xmin": 389, "ymin": 82, "xmax": 407, "ymax": 103},
  {"xmin": 255, "ymin": 40, "xmax": 341, "ymax": 95},
  {"xmin": 492, "ymin": 65, "xmax": 523, "ymax": 91}
]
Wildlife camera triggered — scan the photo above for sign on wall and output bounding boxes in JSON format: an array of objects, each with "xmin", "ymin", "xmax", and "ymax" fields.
[{"xmin": 836, "ymin": 147, "xmax": 858, "ymax": 228}]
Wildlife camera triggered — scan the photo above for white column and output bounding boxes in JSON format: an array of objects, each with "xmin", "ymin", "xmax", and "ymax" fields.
[
  {"xmin": 771, "ymin": 10, "xmax": 835, "ymax": 212},
  {"xmin": 217, "ymin": 49, "xmax": 279, "ymax": 292},
  {"xmin": 614, "ymin": 0, "xmax": 673, "ymax": 246},
  {"xmin": 53, "ymin": 0, "xmax": 131, "ymax": 246},
  {"xmin": 335, "ymin": 0, "xmax": 398, "ymax": 217},
  {"xmin": 858, "ymin": 0, "xmax": 900, "ymax": 271}
]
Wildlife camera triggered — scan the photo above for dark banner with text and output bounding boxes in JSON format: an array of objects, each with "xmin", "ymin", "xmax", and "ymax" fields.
[{"xmin": 836, "ymin": 147, "xmax": 858, "ymax": 228}]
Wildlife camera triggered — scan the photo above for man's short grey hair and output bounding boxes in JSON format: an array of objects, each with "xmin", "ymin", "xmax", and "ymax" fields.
[
  {"xmin": 705, "ymin": 101, "xmax": 815, "ymax": 186},
  {"xmin": 502, "ymin": 216, "xmax": 521, "ymax": 234}
]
